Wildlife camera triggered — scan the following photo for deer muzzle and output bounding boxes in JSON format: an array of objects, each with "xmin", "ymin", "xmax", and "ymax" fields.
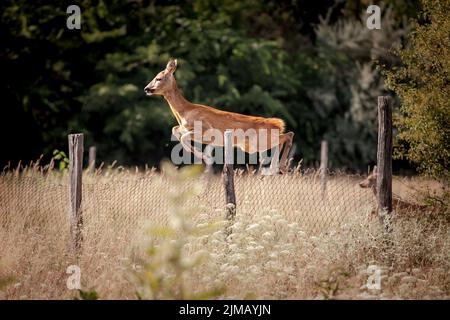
[{"xmin": 144, "ymin": 86, "xmax": 155, "ymax": 96}]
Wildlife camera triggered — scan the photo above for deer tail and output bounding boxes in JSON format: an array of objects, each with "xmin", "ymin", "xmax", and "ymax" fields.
[{"xmin": 267, "ymin": 118, "xmax": 286, "ymax": 133}]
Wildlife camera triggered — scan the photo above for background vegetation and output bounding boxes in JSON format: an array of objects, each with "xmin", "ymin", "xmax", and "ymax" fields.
[
  {"xmin": 384, "ymin": 0, "xmax": 450, "ymax": 179},
  {"xmin": 2, "ymin": 0, "xmax": 447, "ymax": 177}
]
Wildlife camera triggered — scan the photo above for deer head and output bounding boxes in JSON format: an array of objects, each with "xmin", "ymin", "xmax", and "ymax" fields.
[
  {"xmin": 144, "ymin": 59, "xmax": 178, "ymax": 96},
  {"xmin": 359, "ymin": 166, "xmax": 377, "ymax": 195}
]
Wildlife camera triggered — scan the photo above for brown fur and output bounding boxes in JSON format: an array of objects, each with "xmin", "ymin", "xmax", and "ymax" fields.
[{"xmin": 144, "ymin": 59, "xmax": 294, "ymax": 172}]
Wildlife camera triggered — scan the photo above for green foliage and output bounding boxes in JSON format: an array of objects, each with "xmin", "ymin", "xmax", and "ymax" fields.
[
  {"xmin": 0, "ymin": 259, "xmax": 14, "ymax": 291},
  {"xmin": 0, "ymin": 276, "xmax": 14, "ymax": 291},
  {"xmin": 384, "ymin": 0, "xmax": 450, "ymax": 179},
  {"xmin": 75, "ymin": 288, "xmax": 99, "ymax": 300},
  {"xmin": 309, "ymin": 7, "xmax": 409, "ymax": 169},
  {"xmin": 133, "ymin": 163, "xmax": 225, "ymax": 300},
  {"xmin": 74, "ymin": 2, "xmax": 308, "ymax": 165},
  {"xmin": 52, "ymin": 149, "xmax": 69, "ymax": 171},
  {"xmin": 314, "ymin": 267, "xmax": 350, "ymax": 300},
  {"xmin": 1, "ymin": 0, "xmax": 417, "ymax": 171},
  {"xmin": 73, "ymin": 1, "xmax": 394, "ymax": 169}
]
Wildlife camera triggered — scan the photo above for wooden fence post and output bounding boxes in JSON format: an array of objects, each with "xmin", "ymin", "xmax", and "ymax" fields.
[
  {"xmin": 88, "ymin": 146, "xmax": 96, "ymax": 173},
  {"xmin": 377, "ymin": 96, "xmax": 393, "ymax": 224},
  {"xmin": 68, "ymin": 134, "xmax": 84, "ymax": 256},
  {"xmin": 223, "ymin": 130, "xmax": 236, "ymax": 222},
  {"xmin": 320, "ymin": 140, "xmax": 328, "ymax": 199}
]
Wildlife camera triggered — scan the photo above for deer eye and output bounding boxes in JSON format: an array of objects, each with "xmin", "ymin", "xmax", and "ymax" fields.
[{"xmin": 156, "ymin": 78, "xmax": 162, "ymax": 82}]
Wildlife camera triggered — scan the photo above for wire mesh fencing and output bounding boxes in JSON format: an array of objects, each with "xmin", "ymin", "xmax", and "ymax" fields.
[{"xmin": 0, "ymin": 167, "xmax": 375, "ymax": 238}]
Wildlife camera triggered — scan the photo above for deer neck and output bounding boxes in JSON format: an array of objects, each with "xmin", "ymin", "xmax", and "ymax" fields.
[{"xmin": 163, "ymin": 83, "xmax": 192, "ymax": 125}]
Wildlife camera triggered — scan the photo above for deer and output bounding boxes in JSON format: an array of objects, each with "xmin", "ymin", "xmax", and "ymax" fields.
[
  {"xmin": 144, "ymin": 59, "xmax": 294, "ymax": 173},
  {"xmin": 359, "ymin": 166, "xmax": 430, "ymax": 218}
]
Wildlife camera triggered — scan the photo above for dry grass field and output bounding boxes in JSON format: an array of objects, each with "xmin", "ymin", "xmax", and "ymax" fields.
[{"xmin": 0, "ymin": 162, "xmax": 449, "ymax": 299}]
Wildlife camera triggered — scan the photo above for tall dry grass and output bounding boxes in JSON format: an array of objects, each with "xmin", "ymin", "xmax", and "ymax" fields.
[{"xmin": 0, "ymin": 162, "xmax": 449, "ymax": 299}]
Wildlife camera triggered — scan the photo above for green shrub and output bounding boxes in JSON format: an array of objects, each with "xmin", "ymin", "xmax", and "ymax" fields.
[{"xmin": 384, "ymin": 0, "xmax": 450, "ymax": 179}]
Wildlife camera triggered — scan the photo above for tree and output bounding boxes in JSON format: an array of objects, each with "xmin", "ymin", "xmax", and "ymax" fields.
[
  {"xmin": 73, "ymin": 1, "xmax": 314, "ymax": 166},
  {"xmin": 0, "ymin": 0, "xmax": 414, "ymax": 172},
  {"xmin": 384, "ymin": 0, "xmax": 450, "ymax": 179},
  {"xmin": 0, "ymin": 0, "xmax": 142, "ymax": 165},
  {"xmin": 309, "ymin": 7, "xmax": 409, "ymax": 169}
]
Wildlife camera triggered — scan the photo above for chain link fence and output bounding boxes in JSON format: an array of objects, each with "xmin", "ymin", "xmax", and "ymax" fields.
[{"xmin": 0, "ymin": 168, "xmax": 375, "ymax": 237}]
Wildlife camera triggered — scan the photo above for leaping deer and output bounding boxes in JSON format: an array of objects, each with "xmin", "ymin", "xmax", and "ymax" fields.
[{"xmin": 144, "ymin": 59, "xmax": 294, "ymax": 173}]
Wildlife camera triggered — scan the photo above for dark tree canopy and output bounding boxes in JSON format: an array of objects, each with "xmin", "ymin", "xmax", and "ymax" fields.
[{"xmin": 0, "ymin": 0, "xmax": 423, "ymax": 171}]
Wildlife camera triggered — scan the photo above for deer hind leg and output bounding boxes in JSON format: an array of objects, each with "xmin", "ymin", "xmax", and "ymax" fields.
[
  {"xmin": 180, "ymin": 130, "xmax": 206, "ymax": 162},
  {"xmin": 279, "ymin": 132, "xmax": 294, "ymax": 173},
  {"xmin": 255, "ymin": 132, "xmax": 294, "ymax": 174}
]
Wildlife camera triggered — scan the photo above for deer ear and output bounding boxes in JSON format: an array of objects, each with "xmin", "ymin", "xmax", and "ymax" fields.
[{"xmin": 166, "ymin": 59, "xmax": 177, "ymax": 74}]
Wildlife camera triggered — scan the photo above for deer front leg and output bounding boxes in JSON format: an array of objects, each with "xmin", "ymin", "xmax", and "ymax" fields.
[
  {"xmin": 180, "ymin": 130, "xmax": 206, "ymax": 162},
  {"xmin": 172, "ymin": 125, "xmax": 182, "ymax": 141}
]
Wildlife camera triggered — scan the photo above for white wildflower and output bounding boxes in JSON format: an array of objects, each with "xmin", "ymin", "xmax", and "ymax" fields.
[
  {"xmin": 269, "ymin": 252, "xmax": 278, "ymax": 259},
  {"xmin": 288, "ymin": 223, "xmax": 299, "ymax": 229},
  {"xmin": 246, "ymin": 223, "xmax": 260, "ymax": 232},
  {"xmin": 276, "ymin": 218, "xmax": 288, "ymax": 226},
  {"xmin": 230, "ymin": 253, "xmax": 246, "ymax": 263},
  {"xmin": 262, "ymin": 231, "xmax": 274, "ymax": 240}
]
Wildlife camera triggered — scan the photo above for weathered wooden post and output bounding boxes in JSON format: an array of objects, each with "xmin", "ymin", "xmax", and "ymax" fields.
[
  {"xmin": 320, "ymin": 140, "xmax": 328, "ymax": 199},
  {"xmin": 376, "ymin": 96, "xmax": 393, "ymax": 224},
  {"xmin": 68, "ymin": 134, "xmax": 84, "ymax": 256},
  {"xmin": 223, "ymin": 130, "xmax": 236, "ymax": 222},
  {"xmin": 88, "ymin": 146, "xmax": 96, "ymax": 173}
]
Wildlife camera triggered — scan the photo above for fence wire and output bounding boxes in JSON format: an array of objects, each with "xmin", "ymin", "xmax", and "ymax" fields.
[{"xmin": 0, "ymin": 168, "xmax": 375, "ymax": 238}]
